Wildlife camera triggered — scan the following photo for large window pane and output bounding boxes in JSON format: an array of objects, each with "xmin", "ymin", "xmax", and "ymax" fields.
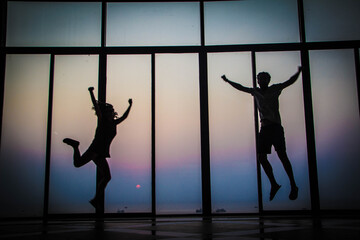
[
  {"xmin": 304, "ymin": 0, "xmax": 360, "ymax": 42},
  {"xmin": 49, "ymin": 55, "xmax": 98, "ymax": 214},
  {"xmin": 0, "ymin": 54, "xmax": 50, "ymax": 217},
  {"xmin": 310, "ymin": 50, "xmax": 360, "ymax": 209},
  {"xmin": 208, "ymin": 52, "xmax": 258, "ymax": 213},
  {"xmin": 256, "ymin": 52, "xmax": 311, "ymax": 210},
  {"xmin": 156, "ymin": 54, "xmax": 202, "ymax": 214},
  {"xmin": 6, "ymin": 2, "xmax": 101, "ymax": 47},
  {"xmin": 205, "ymin": 0, "xmax": 299, "ymax": 45},
  {"xmin": 107, "ymin": 2, "xmax": 200, "ymax": 46},
  {"xmin": 106, "ymin": 55, "xmax": 152, "ymax": 213}
]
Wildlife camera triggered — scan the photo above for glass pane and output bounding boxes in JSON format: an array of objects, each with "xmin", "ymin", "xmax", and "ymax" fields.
[
  {"xmin": 205, "ymin": 0, "xmax": 300, "ymax": 45},
  {"xmin": 256, "ymin": 52, "xmax": 311, "ymax": 210},
  {"xmin": 49, "ymin": 55, "xmax": 98, "ymax": 214},
  {"xmin": 156, "ymin": 53, "xmax": 202, "ymax": 214},
  {"xmin": 310, "ymin": 50, "xmax": 360, "ymax": 209},
  {"xmin": 0, "ymin": 54, "xmax": 50, "ymax": 217},
  {"xmin": 208, "ymin": 52, "xmax": 258, "ymax": 213},
  {"xmin": 107, "ymin": 2, "xmax": 200, "ymax": 46},
  {"xmin": 304, "ymin": 0, "xmax": 360, "ymax": 42},
  {"xmin": 6, "ymin": 2, "xmax": 101, "ymax": 47},
  {"xmin": 106, "ymin": 55, "xmax": 152, "ymax": 213}
]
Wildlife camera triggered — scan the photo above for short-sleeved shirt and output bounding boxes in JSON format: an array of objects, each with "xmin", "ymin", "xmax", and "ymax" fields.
[{"xmin": 250, "ymin": 84, "xmax": 284, "ymax": 127}]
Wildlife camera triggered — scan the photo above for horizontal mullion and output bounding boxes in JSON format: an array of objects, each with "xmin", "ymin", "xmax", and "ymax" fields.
[
  {"xmin": 4, "ymin": 40, "xmax": 360, "ymax": 55},
  {"xmin": 4, "ymin": 47, "xmax": 102, "ymax": 55},
  {"xmin": 305, "ymin": 40, "xmax": 360, "ymax": 50},
  {"xmin": 5, "ymin": 0, "xmax": 210, "ymax": 2},
  {"xmin": 4, "ymin": 46, "xmax": 201, "ymax": 55}
]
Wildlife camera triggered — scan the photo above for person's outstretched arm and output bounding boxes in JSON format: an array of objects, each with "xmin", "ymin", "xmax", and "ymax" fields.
[
  {"xmin": 115, "ymin": 99, "xmax": 133, "ymax": 125},
  {"xmin": 88, "ymin": 87, "xmax": 102, "ymax": 119},
  {"xmin": 280, "ymin": 66, "xmax": 303, "ymax": 89},
  {"xmin": 221, "ymin": 75, "xmax": 253, "ymax": 94}
]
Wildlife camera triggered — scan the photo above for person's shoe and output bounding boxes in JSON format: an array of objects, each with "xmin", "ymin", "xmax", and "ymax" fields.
[
  {"xmin": 289, "ymin": 186, "xmax": 298, "ymax": 200},
  {"xmin": 270, "ymin": 184, "xmax": 281, "ymax": 201},
  {"xmin": 63, "ymin": 138, "xmax": 79, "ymax": 147}
]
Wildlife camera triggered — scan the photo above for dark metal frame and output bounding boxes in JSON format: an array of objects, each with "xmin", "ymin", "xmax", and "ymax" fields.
[
  {"xmin": 1, "ymin": 0, "xmax": 360, "ymax": 220},
  {"xmin": 297, "ymin": 0, "xmax": 320, "ymax": 214}
]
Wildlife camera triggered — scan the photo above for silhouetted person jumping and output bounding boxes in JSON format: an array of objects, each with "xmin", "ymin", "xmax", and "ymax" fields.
[
  {"xmin": 63, "ymin": 87, "xmax": 133, "ymax": 208},
  {"xmin": 221, "ymin": 66, "xmax": 302, "ymax": 201}
]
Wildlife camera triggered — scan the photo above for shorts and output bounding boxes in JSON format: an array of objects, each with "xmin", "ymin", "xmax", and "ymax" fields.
[
  {"xmin": 87, "ymin": 140, "xmax": 111, "ymax": 158},
  {"xmin": 257, "ymin": 124, "xmax": 286, "ymax": 154}
]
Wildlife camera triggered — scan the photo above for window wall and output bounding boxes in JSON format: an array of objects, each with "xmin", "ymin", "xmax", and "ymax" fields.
[
  {"xmin": 256, "ymin": 51, "xmax": 310, "ymax": 210},
  {"xmin": 106, "ymin": 55, "xmax": 152, "ymax": 213},
  {"xmin": 303, "ymin": 0, "xmax": 360, "ymax": 42},
  {"xmin": 155, "ymin": 53, "xmax": 202, "ymax": 214},
  {"xmin": 0, "ymin": 55, "xmax": 50, "ymax": 217},
  {"xmin": 204, "ymin": 0, "xmax": 300, "ymax": 45},
  {"xmin": 1, "ymin": 0, "xmax": 359, "ymax": 217},
  {"xmin": 49, "ymin": 55, "xmax": 99, "ymax": 214},
  {"xmin": 310, "ymin": 50, "xmax": 360, "ymax": 209},
  {"xmin": 208, "ymin": 52, "xmax": 258, "ymax": 213},
  {"xmin": 107, "ymin": 2, "xmax": 200, "ymax": 46},
  {"xmin": 6, "ymin": 2, "xmax": 101, "ymax": 47}
]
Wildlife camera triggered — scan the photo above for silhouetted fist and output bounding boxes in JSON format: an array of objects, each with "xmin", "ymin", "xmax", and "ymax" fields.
[
  {"xmin": 298, "ymin": 66, "xmax": 303, "ymax": 72},
  {"xmin": 128, "ymin": 99, "xmax": 133, "ymax": 105},
  {"xmin": 88, "ymin": 87, "xmax": 94, "ymax": 92},
  {"xmin": 221, "ymin": 75, "xmax": 228, "ymax": 82}
]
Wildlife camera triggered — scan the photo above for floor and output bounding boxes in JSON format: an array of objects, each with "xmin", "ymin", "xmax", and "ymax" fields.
[{"xmin": 0, "ymin": 215, "xmax": 359, "ymax": 240}]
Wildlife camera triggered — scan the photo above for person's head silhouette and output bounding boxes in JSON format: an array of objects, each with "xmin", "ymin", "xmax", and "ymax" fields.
[
  {"xmin": 257, "ymin": 72, "xmax": 271, "ymax": 90},
  {"xmin": 93, "ymin": 102, "xmax": 118, "ymax": 121}
]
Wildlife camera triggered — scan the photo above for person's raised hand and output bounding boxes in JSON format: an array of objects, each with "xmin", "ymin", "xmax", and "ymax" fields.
[{"xmin": 221, "ymin": 75, "xmax": 228, "ymax": 82}]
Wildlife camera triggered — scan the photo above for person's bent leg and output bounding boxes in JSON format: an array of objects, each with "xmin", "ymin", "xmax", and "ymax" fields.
[
  {"xmin": 63, "ymin": 138, "xmax": 83, "ymax": 167},
  {"xmin": 75, "ymin": 149, "xmax": 95, "ymax": 168},
  {"xmin": 63, "ymin": 138, "xmax": 95, "ymax": 168},
  {"xmin": 277, "ymin": 150, "xmax": 298, "ymax": 200},
  {"xmin": 258, "ymin": 153, "xmax": 281, "ymax": 201}
]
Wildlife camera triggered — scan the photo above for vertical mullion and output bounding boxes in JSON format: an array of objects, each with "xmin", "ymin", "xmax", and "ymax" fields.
[
  {"xmin": 0, "ymin": 0, "xmax": 7, "ymax": 147},
  {"xmin": 99, "ymin": 0, "xmax": 107, "ymax": 103},
  {"xmin": 297, "ymin": 0, "xmax": 320, "ymax": 213},
  {"xmin": 0, "ymin": 0, "xmax": 6, "ymax": 47},
  {"xmin": 101, "ymin": 1, "xmax": 106, "ymax": 49},
  {"xmin": 252, "ymin": 51, "xmax": 263, "ymax": 214},
  {"xmin": 297, "ymin": 0, "xmax": 306, "ymax": 44},
  {"xmin": 300, "ymin": 49, "xmax": 320, "ymax": 213},
  {"xmin": 96, "ymin": 52, "xmax": 106, "ymax": 217},
  {"xmin": 200, "ymin": 0, "xmax": 205, "ymax": 47},
  {"xmin": 43, "ymin": 54, "xmax": 55, "ymax": 223},
  {"xmin": 199, "ymin": 0, "xmax": 211, "ymax": 217},
  {"xmin": 96, "ymin": 1, "xmax": 107, "ymax": 217},
  {"xmin": 199, "ymin": 51, "xmax": 211, "ymax": 217},
  {"xmin": 151, "ymin": 53, "xmax": 156, "ymax": 216},
  {"xmin": 354, "ymin": 48, "xmax": 360, "ymax": 116}
]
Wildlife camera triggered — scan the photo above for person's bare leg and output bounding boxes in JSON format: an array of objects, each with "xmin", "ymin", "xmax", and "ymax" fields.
[
  {"xmin": 277, "ymin": 150, "xmax": 298, "ymax": 200},
  {"xmin": 258, "ymin": 153, "xmax": 281, "ymax": 201},
  {"xmin": 63, "ymin": 138, "xmax": 81, "ymax": 166},
  {"xmin": 63, "ymin": 138, "xmax": 93, "ymax": 168},
  {"xmin": 90, "ymin": 158, "xmax": 111, "ymax": 208}
]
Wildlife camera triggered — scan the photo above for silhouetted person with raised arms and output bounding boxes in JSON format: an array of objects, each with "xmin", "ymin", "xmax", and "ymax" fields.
[
  {"xmin": 63, "ymin": 87, "xmax": 133, "ymax": 208},
  {"xmin": 221, "ymin": 66, "xmax": 302, "ymax": 201}
]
